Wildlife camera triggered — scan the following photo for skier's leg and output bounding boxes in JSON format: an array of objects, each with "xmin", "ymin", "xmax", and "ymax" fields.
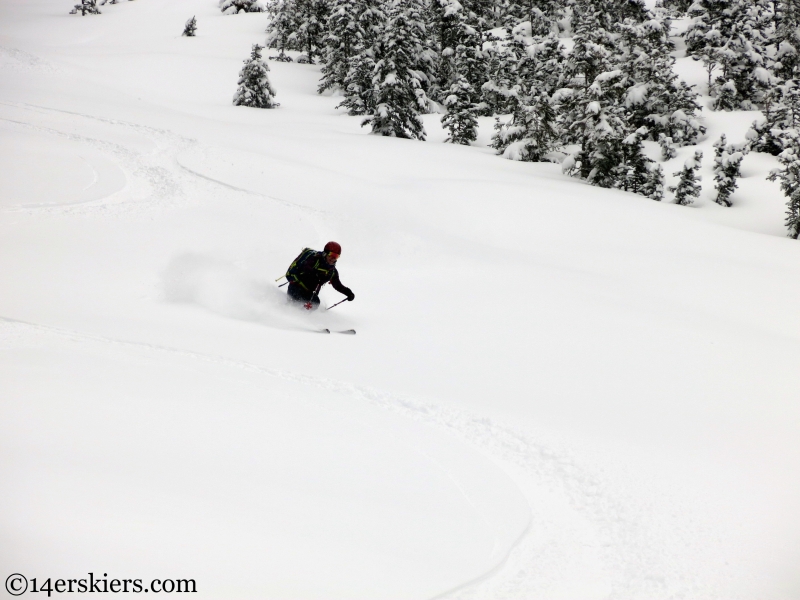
[
  {"xmin": 286, "ymin": 283, "xmax": 308, "ymax": 306},
  {"xmin": 287, "ymin": 283, "xmax": 319, "ymax": 311}
]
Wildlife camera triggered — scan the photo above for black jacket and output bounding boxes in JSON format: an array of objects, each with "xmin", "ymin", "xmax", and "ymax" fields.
[{"xmin": 288, "ymin": 250, "xmax": 350, "ymax": 296}]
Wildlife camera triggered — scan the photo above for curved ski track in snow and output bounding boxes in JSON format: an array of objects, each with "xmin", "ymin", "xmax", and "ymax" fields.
[
  {"xmin": 0, "ymin": 101, "xmax": 321, "ymax": 215},
  {"xmin": 0, "ymin": 314, "xmax": 708, "ymax": 599}
]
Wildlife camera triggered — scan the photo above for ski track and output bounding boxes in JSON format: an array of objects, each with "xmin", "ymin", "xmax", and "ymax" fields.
[
  {"xmin": 0, "ymin": 45, "xmax": 59, "ymax": 73},
  {"xmin": 0, "ymin": 101, "xmax": 322, "ymax": 216},
  {"xmin": 0, "ymin": 315, "xmax": 709, "ymax": 600}
]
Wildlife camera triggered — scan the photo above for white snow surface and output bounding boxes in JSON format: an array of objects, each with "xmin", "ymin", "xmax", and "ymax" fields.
[{"xmin": 1, "ymin": 2, "xmax": 800, "ymax": 599}]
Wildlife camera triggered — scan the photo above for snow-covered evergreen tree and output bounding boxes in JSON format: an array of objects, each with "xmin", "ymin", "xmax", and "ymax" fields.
[
  {"xmin": 480, "ymin": 32, "xmax": 519, "ymax": 115},
  {"xmin": 293, "ymin": 0, "xmax": 330, "ymax": 64},
  {"xmin": 747, "ymin": 85, "xmax": 790, "ymax": 156},
  {"xmin": 363, "ymin": 0, "xmax": 430, "ymax": 139},
  {"xmin": 70, "ymin": 0, "xmax": 101, "ymax": 16},
  {"xmin": 668, "ymin": 150, "xmax": 703, "ymax": 205},
  {"xmin": 747, "ymin": 117, "xmax": 785, "ymax": 155},
  {"xmin": 767, "ymin": 130, "xmax": 800, "ymax": 238},
  {"xmin": 747, "ymin": 80, "xmax": 800, "ymax": 154},
  {"xmin": 340, "ymin": 53, "xmax": 377, "ymax": 114},
  {"xmin": 659, "ymin": 133, "xmax": 677, "ymax": 160},
  {"xmin": 566, "ymin": 9, "xmax": 614, "ymax": 89},
  {"xmin": 318, "ymin": 0, "xmax": 362, "ymax": 93},
  {"xmin": 712, "ymin": 134, "xmax": 747, "ymax": 207},
  {"xmin": 492, "ymin": 87, "xmax": 559, "ymax": 160},
  {"xmin": 266, "ymin": 0, "xmax": 302, "ymax": 60},
  {"xmin": 430, "ymin": 0, "xmax": 486, "ymax": 108},
  {"xmin": 233, "ymin": 45, "xmax": 279, "ymax": 109},
  {"xmin": 773, "ymin": 0, "xmax": 800, "ymax": 80},
  {"xmin": 621, "ymin": 126, "xmax": 664, "ymax": 200},
  {"xmin": 502, "ymin": 0, "xmax": 559, "ymax": 33},
  {"xmin": 442, "ymin": 75, "xmax": 478, "ymax": 144},
  {"xmin": 614, "ymin": 17, "xmax": 705, "ymax": 145},
  {"xmin": 182, "ymin": 16, "xmax": 197, "ymax": 37},
  {"xmin": 657, "ymin": 0, "xmax": 693, "ymax": 16},
  {"xmin": 335, "ymin": 0, "xmax": 385, "ymax": 113},
  {"xmin": 220, "ymin": 0, "xmax": 265, "ymax": 14},
  {"xmin": 557, "ymin": 0, "xmax": 625, "ymax": 146},
  {"xmin": 437, "ymin": 0, "xmax": 483, "ymax": 143},
  {"xmin": 685, "ymin": 0, "xmax": 774, "ymax": 110},
  {"xmin": 712, "ymin": 79, "xmax": 738, "ymax": 111}
]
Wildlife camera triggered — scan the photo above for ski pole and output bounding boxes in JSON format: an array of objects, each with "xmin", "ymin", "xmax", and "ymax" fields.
[
  {"xmin": 304, "ymin": 284, "xmax": 322, "ymax": 311},
  {"xmin": 278, "ymin": 281, "xmax": 288, "ymax": 288},
  {"xmin": 275, "ymin": 275, "xmax": 286, "ymax": 282},
  {"xmin": 326, "ymin": 298, "xmax": 348, "ymax": 311}
]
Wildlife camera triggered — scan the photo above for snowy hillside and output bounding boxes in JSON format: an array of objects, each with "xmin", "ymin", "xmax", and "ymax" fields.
[{"xmin": 1, "ymin": 1, "xmax": 799, "ymax": 599}]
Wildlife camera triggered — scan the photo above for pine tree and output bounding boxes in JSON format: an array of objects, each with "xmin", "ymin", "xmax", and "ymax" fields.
[
  {"xmin": 182, "ymin": 16, "xmax": 197, "ymax": 37},
  {"xmin": 747, "ymin": 117, "xmax": 785, "ymax": 155},
  {"xmin": 480, "ymin": 31, "xmax": 519, "ymax": 115},
  {"xmin": 562, "ymin": 67, "xmax": 663, "ymax": 199},
  {"xmin": 430, "ymin": 0, "xmax": 465, "ymax": 102},
  {"xmin": 767, "ymin": 130, "xmax": 800, "ymax": 238},
  {"xmin": 659, "ymin": 133, "xmax": 677, "ymax": 160},
  {"xmin": 620, "ymin": 126, "xmax": 663, "ymax": 200},
  {"xmin": 567, "ymin": 17, "xmax": 614, "ymax": 89},
  {"xmin": 641, "ymin": 163, "xmax": 666, "ymax": 201},
  {"xmin": 294, "ymin": 0, "xmax": 330, "ymax": 64},
  {"xmin": 685, "ymin": 0, "xmax": 774, "ymax": 110},
  {"xmin": 657, "ymin": 0, "xmax": 693, "ymax": 16},
  {"xmin": 266, "ymin": 0, "xmax": 302, "ymax": 60},
  {"xmin": 318, "ymin": 0, "xmax": 362, "ymax": 93},
  {"xmin": 335, "ymin": 0, "xmax": 386, "ymax": 113},
  {"xmin": 442, "ymin": 75, "xmax": 479, "ymax": 144},
  {"xmin": 437, "ymin": 0, "xmax": 482, "ymax": 144},
  {"xmin": 502, "ymin": 0, "xmax": 559, "ymax": 34},
  {"xmin": 363, "ymin": 0, "xmax": 430, "ymax": 139},
  {"xmin": 746, "ymin": 84, "xmax": 789, "ymax": 156},
  {"xmin": 233, "ymin": 45, "xmax": 279, "ymax": 108},
  {"xmin": 774, "ymin": 0, "xmax": 800, "ymax": 80},
  {"xmin": 614, "ymin": 17, "xmax": 705, "ymax": 145},
  {"xmin": 340, "ymin": 53, "xmax": 377, "ymax": 114},
  {"xmin": 557, "ymin": 0, "xmax": 623, "ymax": 145},
  {"xmin": 571, "ymin": 71, "xmax": 629, "ymax": 187},
  {"xmin": 70, "ymin": 0, "xmax": 101, "ymax": 15},
  {"xmin": 430, "ymin": 0, "xmax": 486, "ymax": 108},
  {"xmin": 712, "ymin": 134, "xmax": 747, "ymax": 207},
  {"xmin": 491, "ymin": 87, "xmax": 559, "ymax": 160},
  {"xmin": 747, "ymin": 80, "xmax": 800, "ymax": 154},
  {"xmin": 220, "ymin": 0, "xmax": 265, "ymax": 14},
  {"xmin": 668, "ymin": 150, "xmax": 703, "ymax": 205},
  {"xmin": 712, "ymin": 79, "xmax": 738, "ymax": 111}
]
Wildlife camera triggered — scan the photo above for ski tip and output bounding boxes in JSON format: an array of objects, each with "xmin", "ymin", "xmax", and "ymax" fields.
[
  {"xmin": 318, "ymin": 328, "xmax": 331, "ymax": 334},
  {"xmin": 337, "ymin": 329, "xmax": 356, "ymax": 335}
]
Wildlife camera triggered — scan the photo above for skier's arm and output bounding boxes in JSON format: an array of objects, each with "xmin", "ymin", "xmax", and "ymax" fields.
[{"xmin": 330, "ymin": 271, "xmax": 354, "ymax": 301}]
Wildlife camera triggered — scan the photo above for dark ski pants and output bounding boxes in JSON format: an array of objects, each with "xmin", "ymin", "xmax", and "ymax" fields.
[{"xmin": 287, "ymin": 282, "xmax": 320, "ymax": 311}]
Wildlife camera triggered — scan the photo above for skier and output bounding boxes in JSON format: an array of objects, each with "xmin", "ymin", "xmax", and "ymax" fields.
[{"xmin": 284, "ymin": 241, "xmax": 355, "ymax": 311}]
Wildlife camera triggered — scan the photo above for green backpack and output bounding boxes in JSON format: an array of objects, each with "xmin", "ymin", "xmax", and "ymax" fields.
[{"xmin": 285, "ymin": 248, "xmax": 317, "ymax": 284}]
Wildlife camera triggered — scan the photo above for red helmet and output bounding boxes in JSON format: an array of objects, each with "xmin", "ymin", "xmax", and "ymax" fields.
[{"xmin": 324, "ymin": 241, "xmax": 342, "ymax": 255}]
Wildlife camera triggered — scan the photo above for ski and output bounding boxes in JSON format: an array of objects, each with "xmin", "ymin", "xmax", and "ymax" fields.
[
  {"xmin": 317, "ymin": 328, "xmax": 331, "ymax": 334},
  {"xmin": 336, "ymin": 329, "xmax": 356, "ymax": 335}
]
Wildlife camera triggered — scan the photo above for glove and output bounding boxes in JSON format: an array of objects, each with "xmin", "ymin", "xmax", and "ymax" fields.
[{"xmin": 345, "ymin": 289, "xmax": 355, "ymax": 301}]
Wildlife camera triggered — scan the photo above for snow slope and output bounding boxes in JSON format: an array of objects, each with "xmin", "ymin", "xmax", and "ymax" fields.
[{"xmin": 1, "ymin": 1, "xmax": 799, "ymax": 598}]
